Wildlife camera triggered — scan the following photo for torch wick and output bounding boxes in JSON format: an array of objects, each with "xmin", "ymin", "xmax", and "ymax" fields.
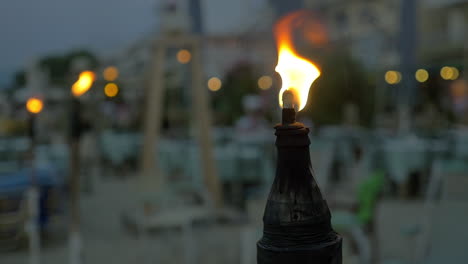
[
  {"xmin": 281, "ymin": 89, "xmax": 296, "ymax": 125},
  {"xmin": 282, "ymin": 89, "xmax": 294, "ymax": 109}
]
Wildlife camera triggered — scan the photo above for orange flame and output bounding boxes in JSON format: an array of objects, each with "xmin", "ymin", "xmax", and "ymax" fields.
[
  {"xmin": 275, "ymin": 11, "xmax": 321, "ymax": 111},
  {"xmin": 72, "ymin": 71, "xmax": 95, "ymax": 97}
]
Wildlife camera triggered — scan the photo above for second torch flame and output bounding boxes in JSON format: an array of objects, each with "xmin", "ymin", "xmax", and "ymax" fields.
[
  {"xmin": 72, "ymin": 71, "xmax": 95, "ymax": 97},
  {"xmin": 275, "ymin": 12, "xmax": 321, "ymax": 111}
]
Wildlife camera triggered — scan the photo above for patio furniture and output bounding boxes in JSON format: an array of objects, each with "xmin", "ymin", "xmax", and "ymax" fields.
[
  {"xmin": 331, "ymin": 170, "xmax": 385, "ymax": 264},
  {"xmin": 0, "ymin": 195, "xmax": 26, "ymax": 251}
]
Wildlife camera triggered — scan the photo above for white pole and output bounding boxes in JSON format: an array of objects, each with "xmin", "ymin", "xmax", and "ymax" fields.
[{"xmin": 69, "ymin": 230, "xmax": 82, "ymax": 264}]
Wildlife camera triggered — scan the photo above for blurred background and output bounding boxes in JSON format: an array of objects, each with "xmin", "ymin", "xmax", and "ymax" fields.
[{"xmin": 1, "ymin": 0, "xmax": 468, "ymax": 263}]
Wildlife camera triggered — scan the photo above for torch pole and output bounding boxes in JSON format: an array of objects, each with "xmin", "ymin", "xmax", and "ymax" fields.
[
  {"xmin": 27, "ymin": 113, "xmax": 41, "ymax": 264},
  {"xmin": 69, "ymin": 98, "xmax": 82, "ymax": 264}
]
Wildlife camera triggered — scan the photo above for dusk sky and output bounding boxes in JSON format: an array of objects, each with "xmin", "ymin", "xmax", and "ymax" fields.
[{"xmin": 0, "ymin": 0, "xmax": 157, "ymax": 83}]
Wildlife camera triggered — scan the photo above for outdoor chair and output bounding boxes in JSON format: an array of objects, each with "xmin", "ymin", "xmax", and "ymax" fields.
[
  {"xmin": 0, "ymin": 196, "xmax": 26, "ymax": 251},
  {"xmin": 332, "ymin": 170, "xmax": 385, "ymax": 264}
]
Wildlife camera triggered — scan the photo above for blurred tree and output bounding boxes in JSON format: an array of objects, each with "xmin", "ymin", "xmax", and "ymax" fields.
[
  {"xmin": 39, "ymin": 49, "xmax": 98, "ymax": 86},
  {"xmin": 13, "ymin": 70, "xmax": 26, "ymax": 88},
  {"xmin": 8, "ymin": 50, "xmax": 99, "ymax": 90},
  {"xmin": 212, "ymin": 62, "xmax": 259, "ymax": 125},
  {"xmin": 303, "ymin": 49, "xmax": 375, "ymax": 126},
  {"xmin": 4, "ymin": 70, "xmax": 26, "ymax": 97}
]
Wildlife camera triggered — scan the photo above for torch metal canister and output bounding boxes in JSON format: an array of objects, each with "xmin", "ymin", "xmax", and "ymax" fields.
[{"xmin": 257, "ymin": 104, "xmax": 342, "ymax": 263}]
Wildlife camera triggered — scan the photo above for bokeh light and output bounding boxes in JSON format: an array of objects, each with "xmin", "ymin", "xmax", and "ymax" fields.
[
  {"xmin": 441, "ymin": 66, "xmax": 453, "ymax": 80},
  {"xmin": 103, "ymin": 66, "xmax": 119, "ymax": 82},
  {"xmin": 72, "ymin": 71, "xmax": 95, "ymax": 97},
  {"xmin": 26, "ymin": 98, "xmax": 44, "ymax": 114},
  {"xmin": 415, "ymin": 69, "xmax": 429, "ymax": 83},
  {"xmin": 441, "ymin": 66, "xmax": 459, "ymax": 80},
  {"xmin": 258, "ymin": 76, "xmax": 273, "ymax": 90},
  {"xmin": 385, "ymin": 70, "xmax": 402, "ymax": 85},
  {"xmin": 207, "ymin": 77, "xmax": 222, "ymax": 92},
  {"xmin": 451, "ymin": 67, "xmax": 460, "ymax": 80},
  {"xmin": 176, "ymin": 49, "xmax": 192, "ymax": 64},
  {"xmin": 104, "ymin": 83, "xmax": 119, "ymax": 97}
]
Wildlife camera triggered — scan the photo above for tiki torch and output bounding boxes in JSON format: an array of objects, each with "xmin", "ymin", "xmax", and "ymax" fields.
[
  {"xmin": 69, "ymin": 70, "xmax": 95, "ymax": 264},
  {"xmin": 25, "ymin": 97, "xmax": 43, "ymax": 264},
  {"xmin": 257, "ymin": 12, "xmax": 342, "ymax": 264}
]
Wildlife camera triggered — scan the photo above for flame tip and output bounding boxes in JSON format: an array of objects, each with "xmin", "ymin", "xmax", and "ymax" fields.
[{"xmin": 274, "ymin": 11, "xmax": 321, "ymax": 111}]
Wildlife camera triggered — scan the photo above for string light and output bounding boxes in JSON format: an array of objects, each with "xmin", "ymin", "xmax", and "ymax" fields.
[
  {"xmin": 385, "ymin": 70, "xmax": 402, "ymax": 85},
  {"xmin": 207, "ymin": 77, "xmax": 222, "ymax": 91},
  {"xmin": 104, "ymin": 83, "xmax": 119, "ymax": 97},
  {"xmin": 415, "ymin": 69, "xmax": 429, "ymax": 83},
  {"xmin": 103, "ymin": 66, "xmax": 119, "ymax": 81},
  {"xmin": 177, "ymin": 49, "xmax": 192, "ymax": 64},
  {"xmin": 258, "ymin": 76, "xmax": 273, "ymax": 90}
]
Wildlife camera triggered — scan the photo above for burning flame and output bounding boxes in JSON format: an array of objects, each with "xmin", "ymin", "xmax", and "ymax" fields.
[
  {"xmin": 72, "ymin": 71, "xmax": 95, "ymax": 97},
  {"xmin": 275, "ymin": 11, "xmax": 321, "ymax": 111}
]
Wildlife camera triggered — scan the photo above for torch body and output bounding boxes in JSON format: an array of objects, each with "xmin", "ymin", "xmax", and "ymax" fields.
[{"xmin": 257, "ymin": 116, "xmax": 342, "ymax": 264}]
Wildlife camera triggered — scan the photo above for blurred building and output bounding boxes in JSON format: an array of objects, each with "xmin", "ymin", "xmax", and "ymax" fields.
[
  {"xmin": 302, "ymin": 0, "xmax": 468, "ymax": 71},
  {"xmin": 98, "ymin": 0, "xmax": 278, "ymax": 104},
  {"xmin": 99, "ymin": 37, "xmax": 152, "ymax": 102},
  {"xmin": 198, "ymin": 0, "xmax": 276, "ymax": 78},
  {"xmin": 304, "ymin": 0, "xmax": 401, "ymax": 69},
  {"xmin": 419, "ymin": 0, "xmax": 468, "ymax": 67}
]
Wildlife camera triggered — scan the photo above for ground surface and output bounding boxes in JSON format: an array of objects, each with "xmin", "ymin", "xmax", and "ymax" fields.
[{"xmin": 1, "ymin": 176, "xmax": 245, "ymax": 264}]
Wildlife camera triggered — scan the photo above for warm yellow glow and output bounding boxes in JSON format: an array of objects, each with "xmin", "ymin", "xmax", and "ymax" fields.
[
  {"xmin": 441, "ymin": 66, "xmax": 453, "ymax": 80},
  {"xmin": 26, "ymin": 98, "xmax": 43, "ymax": 114},
  {"xmin": 72, "ymin": 71, "xmax": 95, "ymax": 97},
  {"xmin": 385, "ymin": 70, "xmax": 402, "ymax": 85},
  {"xmin": 103, "ymin": 66, "xmax": 119, "ymax": 81},
  {"xmin": 451, "ymin": 67, "xmax": 460, "ymax": 80},
  {"xmin": 441, "ymin": 66, "xmax": 459, "ymax": 80},
  {"xmin": 177, "ymin": 49, "xmax": 192, "ymax": 64},
  {"xmin": 275, "ymin": 12, "xmax": 321, "ymax": 111},
  {"xmin": 104, "ymin": 83, "xmax": 119, "ymax": 97},
  {"xmin": 415, "ymin": 69, "xmax": 429, "ymax": 83},
  {"xmin": 258, "ymin": 76, "xmax": 273, "ymax": 90},
  {"xmin": 207, "ymin": 77, "xmax": 222, "ymax": 91}
]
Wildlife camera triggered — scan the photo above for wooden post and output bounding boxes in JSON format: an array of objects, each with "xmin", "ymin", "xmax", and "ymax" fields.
[
  {"xmin": 191, "ymin": 40, "xmax": 222, "ymax": 207},
  {"xmin": 140, "ymin": 36, "xmax": 222, "ymax": 206},
  {"xmin": 140, "ymin": 42, "xmax": 166, "ymax": 190}
]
